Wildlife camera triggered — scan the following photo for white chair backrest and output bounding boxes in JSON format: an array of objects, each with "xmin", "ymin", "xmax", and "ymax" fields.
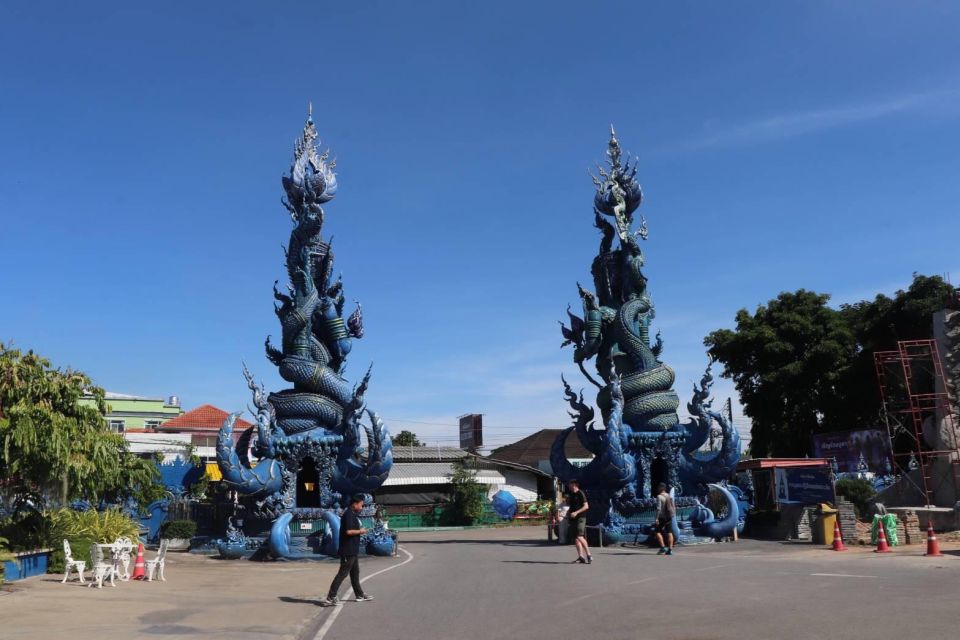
[
  {"xmin": 91, "ymin": 544, "xmax": 104, "ymax": 566},
  {"xmin": 63, "ymin": 539, "xmax": 72, "ymax": 560},
  {"xmin": 157, "ymin": 538, "xmax": 169, "ymax": 560}
]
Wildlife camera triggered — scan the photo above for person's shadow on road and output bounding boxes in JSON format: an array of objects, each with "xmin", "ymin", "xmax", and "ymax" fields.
[
  {"xmin": 501, "ymin": 560, "xmax": 572, "ymax": 565},
  {"xmin": 278, "ymin": 596, "xmax": 324, "ymax": 606}
]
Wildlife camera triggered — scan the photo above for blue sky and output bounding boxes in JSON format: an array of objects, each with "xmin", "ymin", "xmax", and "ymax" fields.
[{"xmin": 2, "ymin": 2, "xmax": 959, "ymax": 450}]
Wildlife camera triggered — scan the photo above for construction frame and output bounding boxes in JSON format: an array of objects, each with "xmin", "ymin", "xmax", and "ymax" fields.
[{"xmin": 874, "ymin": 339, "xmax": 960, "ymax": 506}]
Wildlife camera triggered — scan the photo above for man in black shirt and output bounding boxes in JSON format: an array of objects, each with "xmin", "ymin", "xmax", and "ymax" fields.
[
  {"xmin": 566, "ymin": 480, "xmax": 592, "ymax": 565},
  {"xmin": 321, "ymin": 494, "xmax": 373, "ymax": 606}
]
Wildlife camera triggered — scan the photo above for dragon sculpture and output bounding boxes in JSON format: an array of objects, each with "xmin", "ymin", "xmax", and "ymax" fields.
[
  {"xmin": 553, "ymin": 128, "xmax": 742, "ymax": 543},
  {"xmin": 217, "ymin": 107, "xmax": 394, "ymax": 557}
]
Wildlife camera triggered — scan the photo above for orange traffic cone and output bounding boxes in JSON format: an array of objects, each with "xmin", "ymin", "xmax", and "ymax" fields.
[
  {"xmin": 831, "ymin": 520, "xmax": 847, "ymax": 551},
  {"xmin": 923, "ymin": 521, "xmax": 943, "ymax": 557},
  {"xmin": 874, "ymin": 519, "xmax": 892, "ymax": 553},
  {"xmin": 131, "ymin": 543, "xmax": 146, "ymax": 580}
]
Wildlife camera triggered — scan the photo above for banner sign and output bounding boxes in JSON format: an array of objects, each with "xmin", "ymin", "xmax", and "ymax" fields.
[
  {"xmin": 778, "ymin": 468, "xmax": 835, "ymax": 504},
  {"xmin": 812, "ymin": 429, "xmax": 891, "ymax": 474}
]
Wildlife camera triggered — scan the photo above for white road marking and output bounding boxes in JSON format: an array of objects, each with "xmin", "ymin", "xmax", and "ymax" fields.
[
  {"xmin": 810, "ymin": 573, "xmax": 878, "ymax": 578},
  {"xmin": 313, "ymin": 547, "xmax": 414, "ymax": 640},
  {"xmin": 697, "ymin": 564, "xmax": 733, "ymax": 571}
]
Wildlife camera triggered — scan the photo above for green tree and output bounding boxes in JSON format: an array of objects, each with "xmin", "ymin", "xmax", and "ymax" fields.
[
  {"xmin": 706, "ymin": 275, "xmax": 958, "ymax": 459},
  {"xmin": 0, "ymin": 343, "xmax": 163, "ymax": 516},
  {"xmin": 444, "ymin": 459, "xmax": 485, "ymax": 525},
  {"xmin": 705, "ymin": 290, "xmax": 856, "ymax": 457},
  {"xmin": 836, "ymin": 274, "xmax": 958, "ymax": 429},
  {"xmin": 391, "ymin": 430, "xmax": 423, "ymax": 447}
]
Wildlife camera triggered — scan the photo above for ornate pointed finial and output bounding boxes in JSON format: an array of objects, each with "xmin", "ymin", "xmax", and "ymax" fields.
[{"xmin": 308, "ymin": 101, "xmax": 313, "ymax": 121}]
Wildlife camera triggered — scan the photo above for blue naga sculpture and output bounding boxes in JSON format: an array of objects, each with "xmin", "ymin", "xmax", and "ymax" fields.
[
  {"xmin": 553, "ymin": 128, "xmax": 742, "ymax": 543},
  {"xmin": 217, "ymin": 108, "xmax": 394, "ymax": 557}
]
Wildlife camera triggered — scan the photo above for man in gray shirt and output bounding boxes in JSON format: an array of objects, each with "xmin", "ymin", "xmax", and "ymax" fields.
[{"xmin": 653, "ymin": 482, "xmax": 675, "ymax": 555}]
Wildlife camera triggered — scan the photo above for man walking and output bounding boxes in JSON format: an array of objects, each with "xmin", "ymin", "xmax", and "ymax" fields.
[
  {"xmin": 321, "ymin": 494, "xmax": 374, "ymax": 606},
  {"xmin": 566, "ymin": 480, "xmax": 592, "ymax": 564},
  {"xmin": 654, "ymin": 482, "xmax": 676, "ymax": 555}
]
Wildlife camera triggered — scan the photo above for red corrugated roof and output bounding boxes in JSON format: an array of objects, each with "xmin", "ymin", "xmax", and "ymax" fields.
[{"xmin": 155, "ymin": 404, "xmax": 253, "ymax": 432}]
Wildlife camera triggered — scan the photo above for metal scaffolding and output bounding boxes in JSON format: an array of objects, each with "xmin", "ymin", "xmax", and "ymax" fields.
[{"xmin": 874, "ymin": 339, "xmax": 959, "ymax": 506}]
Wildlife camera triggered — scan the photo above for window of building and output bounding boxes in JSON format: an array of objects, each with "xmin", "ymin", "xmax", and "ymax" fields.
[
  {"xmin": 108, "ymin": 419, "xmax": 125, "ymax": 433},
  {"xmin": 144, "ymin": 420, "xmax": 162, "ymax": 430}
]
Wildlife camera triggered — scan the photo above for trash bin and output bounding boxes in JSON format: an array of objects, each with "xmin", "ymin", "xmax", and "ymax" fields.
[{"xmin": 818, "ymin": 503, "xmax": 838, "ymax": 545}]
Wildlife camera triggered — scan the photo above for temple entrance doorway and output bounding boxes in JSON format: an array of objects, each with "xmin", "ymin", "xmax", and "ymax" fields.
[
  {"xmin": 296, "ymin": 458, "xmax": 320, "ymax": 508},
  {"xmin": 650, "ymin": 456, "xmax": 669, "ymax": 492}
]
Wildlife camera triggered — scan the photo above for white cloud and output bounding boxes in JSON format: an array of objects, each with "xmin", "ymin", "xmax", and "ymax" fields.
[{"xmin": 665, "ymin": 88, "xmax": 959, "ymax": 153}]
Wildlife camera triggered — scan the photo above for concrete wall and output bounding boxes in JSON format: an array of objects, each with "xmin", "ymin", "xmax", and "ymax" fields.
[
  {"xmin": 488, "ymin": 469, "xmax": 539, "ymax": 502},
  {"xmin": 932, "ymin": 309, "xmax": 960, "ymax": 507}
]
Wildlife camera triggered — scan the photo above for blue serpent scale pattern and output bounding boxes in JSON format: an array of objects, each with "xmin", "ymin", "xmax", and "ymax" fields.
[
  {"xmin": 554, "ymin": 129, "xmax": 743, "ymax": 543},
  {"xmin": 216, "ymin": 108, "xmax": 394, "ymax": 557}
]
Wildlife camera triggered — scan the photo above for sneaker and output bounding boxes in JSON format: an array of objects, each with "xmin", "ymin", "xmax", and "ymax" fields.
[
  {"xmin": 657, "ymin": 547, "xmax": 667, "ymax": 555},
  {"xmin": 355, "ymin": 594, "xmax": 375, "ymax": 602},
  {"xmin": 586, "ymin": 555, "xmax": 593, "ymax": 565},
  {"xmin": 666, "ymin": 548, "xmax": 673, "ymax": 556},
  {"xmin": 319, "ymin": 597, "xmax": 340, "ymax": 607},
  {"xmin": 572, "ymin": 557, "xmax": 586, "ymax": 564}
]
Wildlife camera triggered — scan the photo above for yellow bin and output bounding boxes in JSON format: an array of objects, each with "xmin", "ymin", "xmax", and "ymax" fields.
[{"xmin": 819, "ymin": 504, "xmax": 838, "ymax": 545}]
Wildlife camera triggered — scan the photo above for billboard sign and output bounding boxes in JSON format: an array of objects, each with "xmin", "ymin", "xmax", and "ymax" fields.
[
  {"xmin": 459, "ymin": 414, "xmax": 483, "ymax": 450},
  {"xmin": 812, "ymin": 429, "xmax": 891, "ymax": 474}
]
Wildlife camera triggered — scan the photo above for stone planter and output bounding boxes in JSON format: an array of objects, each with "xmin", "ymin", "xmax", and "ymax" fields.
[
  {"xmin": 2, "ymin": 548, "xmax": 53, "ymax": 582},
  {"xmin": 163, "ymin": 538, "xmax": 190, "ymax": 552}
]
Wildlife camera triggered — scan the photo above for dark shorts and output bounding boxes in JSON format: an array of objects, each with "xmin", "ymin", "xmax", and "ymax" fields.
[
  {"xmin": 654, "ymin": 518, "xmax": 672, "ymax": 534},
  {"xmin": 571, "ymin": 518, "xmax": 586, "ymax": 537}
]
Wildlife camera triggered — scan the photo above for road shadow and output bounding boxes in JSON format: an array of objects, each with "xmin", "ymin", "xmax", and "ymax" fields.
[
  {"xmin": 278, "ymin": 595, "xmax": 323, "ymax": 606},
  {"xmin": 500, "ymin": 560, "xmax": 575, "ymax": 565},
  {"xmin": 409, "ymin": 539, "xmax": 555, "ymax": 547}
]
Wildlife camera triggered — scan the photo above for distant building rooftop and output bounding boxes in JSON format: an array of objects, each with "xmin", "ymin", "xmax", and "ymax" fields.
[
  {"xmin": 383, "ymin": 462, "xmax": 505, "ymax": 486},
  {"xmin": 490, "ymin": 429, "xmax": 594, "ymax": 468},
  {"xmin": 390, "ymin": 445, "xmax": 470, "ymax": 462},
  {"xmin": 104, "ymin": 391, "xmax": 161, "ymax": 401},
  {"xmin": 156, "ymin": 404, "xmax": 253, "ymax": 433}
]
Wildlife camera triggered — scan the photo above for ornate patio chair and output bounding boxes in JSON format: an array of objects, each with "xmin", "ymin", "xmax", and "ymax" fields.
[
  {"xmin": 113, "ymin": 537, "xmax": 134, "ymax": 581},
  {"xmin": 61, "ymin": 539, "xmax": 86, "ymax": 584},
  {"xmin": 88, "ymin": 543, "xmax": 116, "ymax": 589},
  {"xmin": 146, "ymin": 539, "xmax": 168, "ymax": 582}
]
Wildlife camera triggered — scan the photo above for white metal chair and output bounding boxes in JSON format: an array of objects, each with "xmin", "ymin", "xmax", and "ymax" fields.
[
  {"xmin": 88, "ymin": 544, "xmax": 117, "ymax": 589},
  {"xmin": 61, "ymin": 540, "xmax": 86, "ymax": 584},
  {"xmin": 112, "ymin": 537, "xmax": 134, "ymax": 581},
  {"xmin": 146, "ymin": 539, "xmax": 168, "ymax": 582}
]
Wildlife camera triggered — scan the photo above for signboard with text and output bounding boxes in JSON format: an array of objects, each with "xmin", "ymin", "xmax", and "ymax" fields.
[
  {"xmin": 812, "ymin": 429, "xmax": 891, "ymax": 473},
  {"xmin": 775, "ymin": 467, "xmax": 835, "ymax": 505}
]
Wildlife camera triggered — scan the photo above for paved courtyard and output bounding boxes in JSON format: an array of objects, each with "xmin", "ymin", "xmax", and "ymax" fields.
[{"xmin": 3, "ymin": 528, "xmax": 959, "ymax": 640}]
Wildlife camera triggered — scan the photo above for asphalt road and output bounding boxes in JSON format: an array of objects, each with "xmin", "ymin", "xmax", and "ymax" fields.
[{"xmin": 309, "ymin": 528, "xmax": 960, "ymax": 640}]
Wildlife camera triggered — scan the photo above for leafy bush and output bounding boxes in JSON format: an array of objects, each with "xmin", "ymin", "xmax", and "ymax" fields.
[
  {"xmin": 47, "ymin": 508, "xmax": 140, "ymax": 544},
  {"xmin": 835, "ymin": 478, "xmax": 877, "ymax": 518},
  {"xmin": 160, "ymin": 520, "xmax": 197, "ymax": 539},
  {"xmin": 0, "ymin": 509, "xmax": 50, "ymax": 551}
]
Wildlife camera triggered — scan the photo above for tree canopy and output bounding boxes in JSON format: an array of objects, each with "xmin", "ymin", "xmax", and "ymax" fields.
[
  {"xmin": 705, "ymin": 274, "xmax": 957, "ymax": 458},
  {"xmin": 0, "ymin": 343, "xmax": 163, "ymax": 514},
  {"xmin": 391, "ymin": 430, "xmax": 423, "ymax": 447}
]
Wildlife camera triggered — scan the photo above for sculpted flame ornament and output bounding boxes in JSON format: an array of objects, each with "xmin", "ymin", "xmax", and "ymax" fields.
[
  {"xmin": 217, "ymin": 108, "xmax": 394, "ymax": 557},
  {"xmin": 554, "ymin": 128, "xmax": 742, "ymax": 543}
]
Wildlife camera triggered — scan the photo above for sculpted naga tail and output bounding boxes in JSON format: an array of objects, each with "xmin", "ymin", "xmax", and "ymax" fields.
[
  {"xmin": 553, "ymin": 129, "xmax": 743, "ymax": 544},
  {"xmin": 217, "ymin": 107, "xmax": 394, "ymax": 558}
]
